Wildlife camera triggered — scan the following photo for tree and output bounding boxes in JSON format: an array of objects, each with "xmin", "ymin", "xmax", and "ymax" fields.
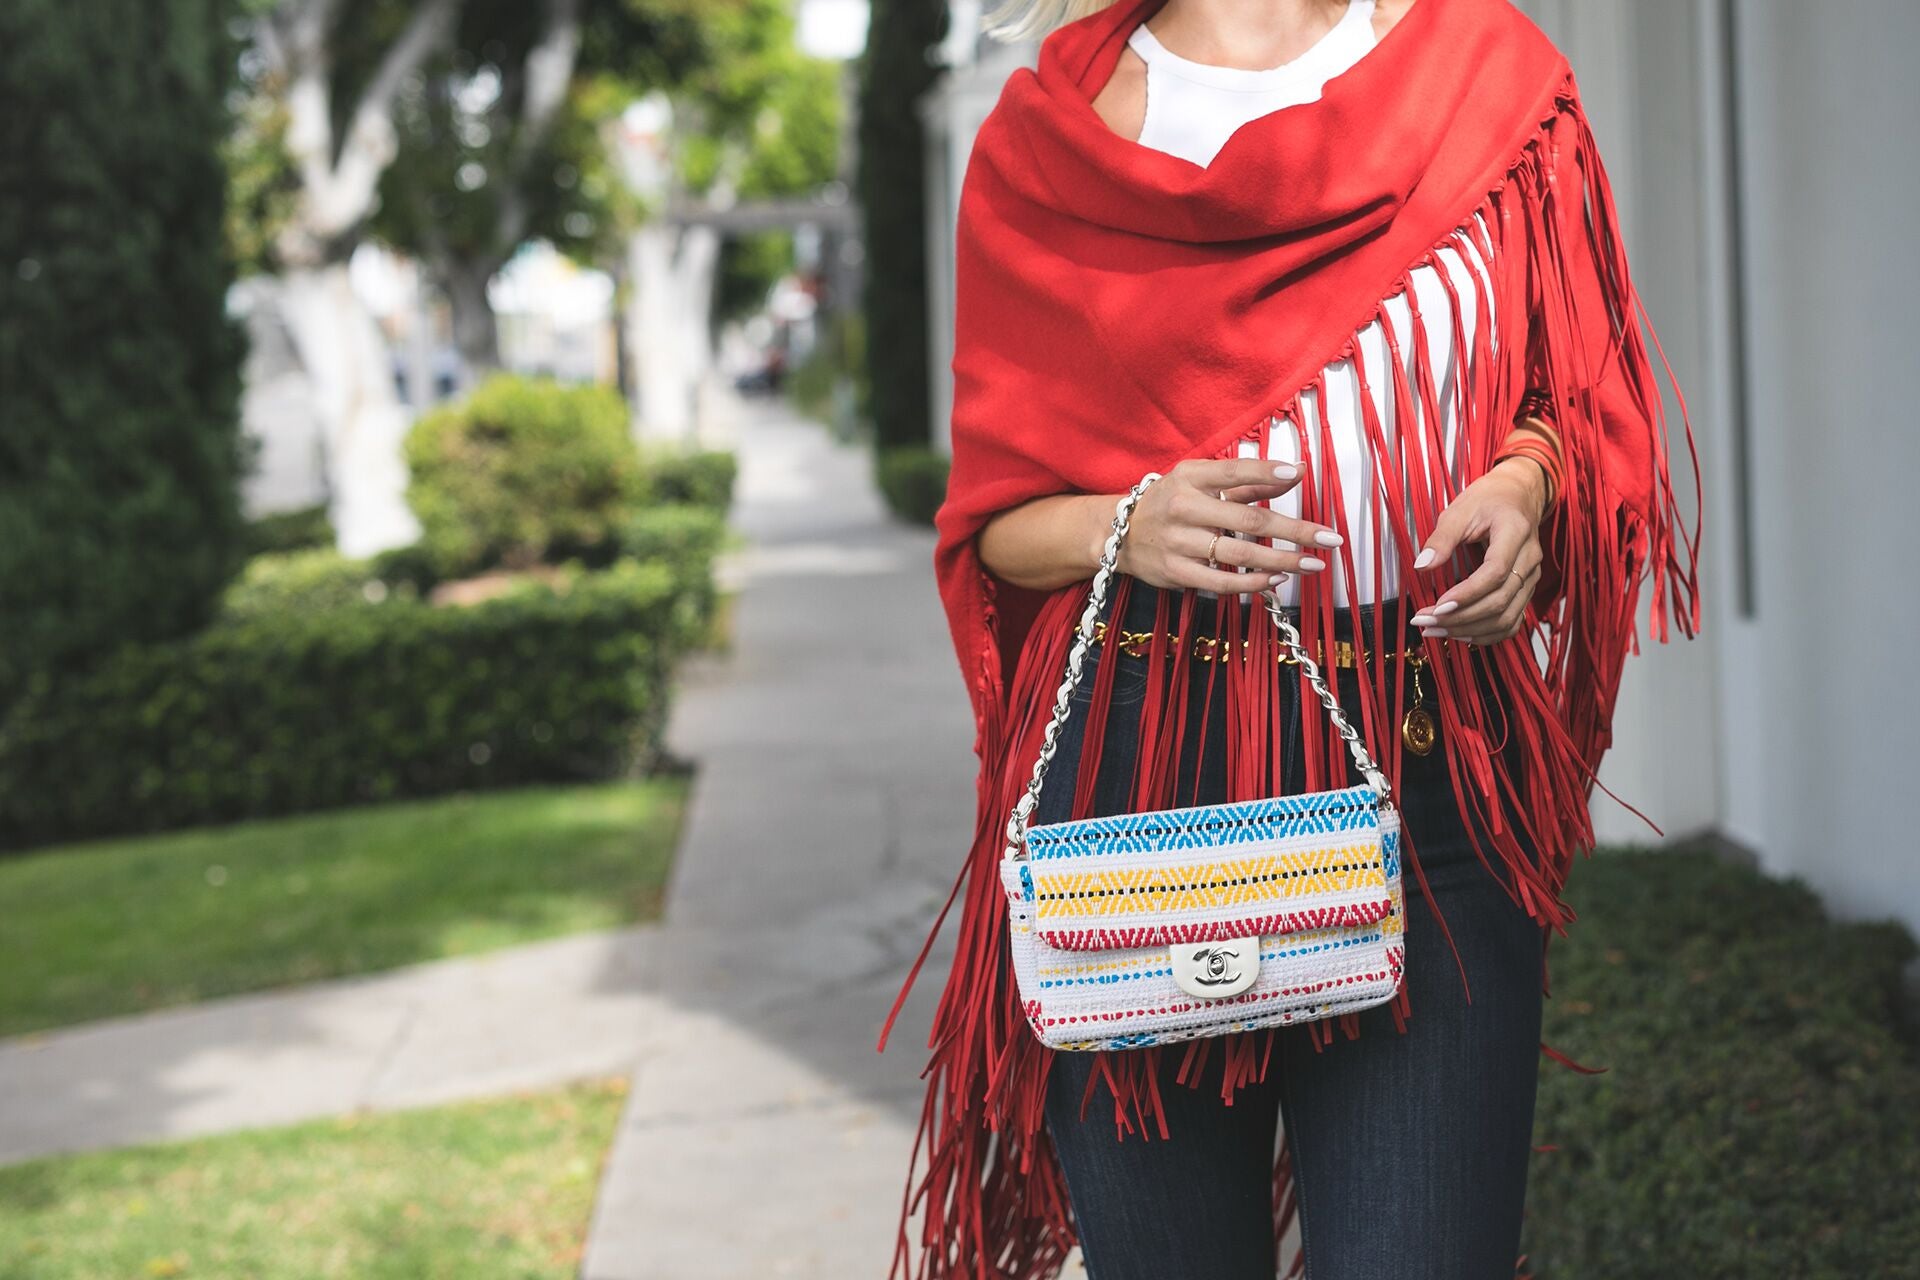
[
  {"xmin": 376, "ymin": 0, "xmax": 840, "ymax": 414},
  {"xmin": 0, "ymin": 0, "xmax": 248, "ymax": 699},
  {"xmin": 616, "ymin": 0, "xmax": 844, "ymax": 441},
  {"xmin": 376, "ymin": 0, "xmax": 595, "ymax": 373},
  {"xmin": 240, "ymin": 0, "xmax": 462, "ymax": 554},
  {"xmin": 856, "ymin": 0, "xmax": 948, "ymax": 452}
]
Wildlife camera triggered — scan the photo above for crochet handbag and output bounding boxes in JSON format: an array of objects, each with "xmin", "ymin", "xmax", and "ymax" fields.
[{"xmin": 999, "ymin": 472, "xmax": 1406, "ymax": 1051}]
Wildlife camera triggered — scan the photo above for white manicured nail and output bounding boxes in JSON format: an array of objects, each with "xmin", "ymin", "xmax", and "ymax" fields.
[
  {"xmin": 1313, "ymin": 529, "xmax": 1343, "ymax": 547},
  {"xmin": 1299, "ymin": 556, "xmax": 1326, "ymax": 571},
  {"xmin": 1273, "ymin": 463, "xmax": 1298, "ymax": 480},
  {"xmin": 1421, "ymin": 626, "xmax": 1449, "ymax": 638},
  {"xmin": 1411, "ymin": 614, "xmax": 1437, "ymax": 626},
  {"xmin": 1433, "ymin": 599, "xmax": 1459, "ymax": 616},
  {"xmin": 1268, "ymin": 573, "xmax": 1288, "ymax": 584},
  {"xmin": 1413, "ymin": 548, "xmax": 1437, "ymax": 570}
]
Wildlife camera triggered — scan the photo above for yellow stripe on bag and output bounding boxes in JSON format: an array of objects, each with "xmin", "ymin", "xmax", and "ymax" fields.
[{"xmin": 1030, "ymin": 845, "xmax": 1387, "ymax": 919}]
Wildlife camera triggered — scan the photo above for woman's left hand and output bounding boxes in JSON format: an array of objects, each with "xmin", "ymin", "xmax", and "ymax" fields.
[{"xmin": 1408, "ymin": 458, "xmax": 1551, "ymax": 645}]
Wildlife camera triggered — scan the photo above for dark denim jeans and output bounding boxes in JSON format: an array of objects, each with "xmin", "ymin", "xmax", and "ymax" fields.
[{"xmin": 1033, "ymin": 582, "xmax": 1548, "ymax": 1280}]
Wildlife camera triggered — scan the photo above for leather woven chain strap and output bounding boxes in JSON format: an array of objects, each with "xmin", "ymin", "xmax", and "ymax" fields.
[{"xmin": 1003, "ymin": 472, "xmax": 1395, "ymax": 861}]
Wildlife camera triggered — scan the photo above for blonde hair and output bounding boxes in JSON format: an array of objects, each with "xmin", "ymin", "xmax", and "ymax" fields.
[{"xmin": 981, "ymin": 0, "xmax": 1122, "ymax": 44}]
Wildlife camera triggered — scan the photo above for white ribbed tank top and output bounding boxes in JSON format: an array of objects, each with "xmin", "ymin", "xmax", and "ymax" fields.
[{"xmin": 1127, "ymin": 1, "xmax": 1494, "ymax": 608}]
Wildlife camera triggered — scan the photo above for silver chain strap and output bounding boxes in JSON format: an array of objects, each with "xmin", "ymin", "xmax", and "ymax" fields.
[{"xmin": 1003, "ymin": 472, "xmax": 1394, "ymax": 861}]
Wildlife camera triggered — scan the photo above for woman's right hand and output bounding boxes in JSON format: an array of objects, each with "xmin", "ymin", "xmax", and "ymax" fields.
[{"xmin": 1114, "ymin": 457, "xmax": 1339, "ymax": 594}]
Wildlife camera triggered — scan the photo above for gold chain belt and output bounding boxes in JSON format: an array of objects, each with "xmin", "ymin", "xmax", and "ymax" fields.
[
  {"xmin": 1089, "ymin": 619, "xmax": 1429, "ymax": 669},
  {"xmin": 1086, "ymin": 619, "xmax": 1441, "ymax": 754}
]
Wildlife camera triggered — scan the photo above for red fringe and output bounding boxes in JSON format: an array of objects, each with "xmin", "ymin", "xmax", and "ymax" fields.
[{"xmin": 877, "ymin": 77, "xmax": 1700, "ymax": 1280}]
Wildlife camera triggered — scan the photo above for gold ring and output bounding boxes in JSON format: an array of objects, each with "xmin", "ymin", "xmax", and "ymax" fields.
[
  {"xmin": 1206, "ymin": 531, "xmax": 1222, "ymax": 566},
  {"xmin": 1508, "ymin": 568, "xmax": 1524, "ymax": 584}
]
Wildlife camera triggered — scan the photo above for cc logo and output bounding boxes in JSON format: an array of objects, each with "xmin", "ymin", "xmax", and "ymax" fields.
[
  {"xmin": 1193, "ymin": 944, "xmax": 1243, "ymax": 985},
  {"xmin": 1170, "ymin": 935, "xmax": 1260, "ymax": 999}
]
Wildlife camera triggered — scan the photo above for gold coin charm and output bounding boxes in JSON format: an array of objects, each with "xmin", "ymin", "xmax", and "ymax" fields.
[
  {"xmin": 1401, "ymin": 657, "xmax": 1437, "ymax": 755},
  {"xmin": 1401, "ymin": 706, "xmax": 1437, "ymax": 755}
]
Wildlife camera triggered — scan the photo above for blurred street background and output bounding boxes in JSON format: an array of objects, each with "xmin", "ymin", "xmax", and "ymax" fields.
[{"xmin": 0, "ymin": 2, "xmax": 1916, "ymax": 1278}]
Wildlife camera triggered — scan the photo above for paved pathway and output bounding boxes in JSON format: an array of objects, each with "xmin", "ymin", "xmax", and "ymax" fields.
[
  {"xmin": 0, "ymin": 927, "xmax": 661, "ymax": 1164},
  {"xmin": 579, "ymin": 399, "xmax": 991, "ymax": 1279}
]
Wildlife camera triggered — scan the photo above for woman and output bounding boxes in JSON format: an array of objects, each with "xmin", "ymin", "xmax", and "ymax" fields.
[{"xmin": 877, "ymin": 1, "xmax": 1703, "ymax": 1277}]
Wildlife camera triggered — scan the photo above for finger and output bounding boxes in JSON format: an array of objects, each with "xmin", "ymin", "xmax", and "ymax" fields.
[
  {"xmin": 1441, "ymin": 534, "xmax": 1541, "ymax": 632},
  {"xmin": 1179, "ymin": 455, "xmax": 1311, "ymax": 496},
  {"xmin": 1218, "ymin": 482, "xmax": 1294, "ymax": 505},
  {"xmin": 1174, "ymin": 487, "xmax": 1340, "ymax": 552},
  {"xmin": 1430, "ymin": 512, "xmax": 1531, "ymax": 623},
  {"xmin": 1165, "ymin": 560, "xmax": 1294, "ymax": 596},
  {"xmin": 1447, "ymin": 560, "xmax": 1541, "ymax": 644},
  {"xmin": 1179, "ymin": 527, "xmax": 1328, "ymax": 576},
  {"xmin": 1412, "ymin": 502, "xmax": 1469, "ymax": 575}
]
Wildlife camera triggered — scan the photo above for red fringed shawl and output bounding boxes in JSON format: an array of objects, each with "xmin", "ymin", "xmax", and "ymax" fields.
[{"xmin": 878, "ymin": 1, "xmax": 1704, "ymax": 1276}]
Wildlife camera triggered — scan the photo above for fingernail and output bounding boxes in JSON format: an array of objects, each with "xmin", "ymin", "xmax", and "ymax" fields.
[
  {"xmin": 1421, "ymin": 626, "xmax": 1449, "ymax": 638},
  {"xmin": 1299, "ymin": 556, "xmax": 1326, "ymax": 572},
  {"xmin": 1273, "ymin": 464, "xmax": 1298, "ymax": 480},
  {"xmin": 1411, "ymin": 614, "xmax": 1437, "ymax": 626},
  {"xmin": 1268, "ymin": 573, "xmax": 1288, "ymax": 584},
  {"xmin": 1433, "ymin": 599, "xmax": 1459, "ymax": 616},
  {"xmin": 1413, "ymin": 548, "xmax": 1436, "ymax": 570},
  {"xmin": 1313, "ymin": 529, "xmax": 1343, "ymax": 547}
]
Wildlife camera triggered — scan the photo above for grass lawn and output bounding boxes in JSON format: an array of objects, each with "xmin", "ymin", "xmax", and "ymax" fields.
[
  {"xmin": 0, "ymin": 780, "xmax": 688, "ymax": 1039},
  {"xmin": 0, "ymin": 1077, "xmax": 627, "ymax": 1279}
]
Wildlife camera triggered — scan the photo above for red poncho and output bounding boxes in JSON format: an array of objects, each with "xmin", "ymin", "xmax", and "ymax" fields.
[{"xmin": 879, "ymin": 1, "xmax": 1703, "ymax": 1275}]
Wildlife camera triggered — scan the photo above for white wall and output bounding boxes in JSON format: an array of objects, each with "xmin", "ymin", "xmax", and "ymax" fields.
[
  {"xmin": 1526, "ymin": 0, "xmax": 1920, "ymax": 928},
  {"xmin": 1706, "ymin": 0, "xmax": 1920, "ymax": 926}
]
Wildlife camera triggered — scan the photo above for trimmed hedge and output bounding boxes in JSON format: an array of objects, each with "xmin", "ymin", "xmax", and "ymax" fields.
[
  {"xmin": 622, "ymin": 505, "xmax": 729, "ymax": 650},
  {"xmin": 220, "ymin": 548, "xmax": 416, "ymax": 620},
  {"xmin": 243, "ymin": 504, "xmax": 336, "ymax": 557},
  {"xmin": 0, "ymin": 562, "xmax": 684, "ymax": 851},
  {"xmin": 1523, "ymin": 848, "xmax": 1920, "ymax": 1277},
  {"xmin": 635, "ymin": 447, "xmax": 737, "ymax": 512},
  {"xmin": 876, "ymin": 445, "xmax": 948, "ymax": 526},
  {"xmin": 404, "ymin": 374, "xmax": 642, "ymax": 579}
]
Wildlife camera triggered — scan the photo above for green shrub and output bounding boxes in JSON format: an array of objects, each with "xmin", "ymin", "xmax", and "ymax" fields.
[
  {"xmin": 636, "ymin": 447, "xmax": 737, "ymax": 512},
  {"xmin": 0, "ymin": 0, "xmax": 246, "ymax": 701},
  {"xmin": 787, "ymin": 334, "xmax": 841, "ymax": 426},
  {"xmin": 221, "ymin": 549, "xmax": 413, "ymax": 621},
  {"xmin": 0, "ymin": 562, "xmax": 685, "ymax": 850},
  {"xmin": 622, "ymin": 504, "xmax": 729, "ymax": 648},
  {"xmin": 1523, "ymin": 848, "xmax": 1920, "ymax": 1277},
  {"xmin": 875, "ymin": 445, "xmax": 948, "ymax": 526},
  {"xmin": 369, "ymin": 539, "xmax": 446, "ymax": 597},
  {"xmin": 404, "ymin": 374, "xmax": 641, "ymax": 579},
  {"xmin": 243, "ymin": 504, "xmax": 336, "ymax": 557},
  {"xmin": 787, "ymin": 310, "xmax": 869, "ymax": 434}
]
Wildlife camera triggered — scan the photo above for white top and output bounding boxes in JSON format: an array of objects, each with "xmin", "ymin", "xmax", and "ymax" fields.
[
  {"xmin": 1128, "ymin": 0, "xmax": 1380, "ymax": 168},
  {"xmin": 1127, "ymin": 1, "xmax": 1494, "ymax": 609}
]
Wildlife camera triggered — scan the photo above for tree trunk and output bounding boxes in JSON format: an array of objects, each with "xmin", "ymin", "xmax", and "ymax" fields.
[
  {"xmin": 625, "ymin": 222, "xmax": 720, "ymax": 447},
  {"xmin": 627, "ymin": 224, "xmax": 688, "ymax": 444},
  {"xmin": 442, "ymin": 257, "xmax": 502, "ymax": 380},
  {"xmin": 273, "ymin": 263, "xmax": 421, "ymax": 556}
]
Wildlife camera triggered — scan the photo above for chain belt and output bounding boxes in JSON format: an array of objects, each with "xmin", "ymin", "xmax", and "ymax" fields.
[{"xmin": 1088, "ymin": 619, "xmax": 1430, "ymax": 668}]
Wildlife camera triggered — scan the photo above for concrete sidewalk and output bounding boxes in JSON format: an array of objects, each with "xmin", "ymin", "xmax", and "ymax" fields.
[
  {"xmin": 0, "ymin": 925, "xmax": 664, "ymax": 1165},
  {"xmin": 579, "ymin": 400, "xmax": 988, "ymax": 1280}
]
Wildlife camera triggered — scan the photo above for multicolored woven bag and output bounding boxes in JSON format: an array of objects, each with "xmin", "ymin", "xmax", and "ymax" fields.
[{"xmin": 1000, "ymin": 472, "xmax": 1406, "ymax": 1051}]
